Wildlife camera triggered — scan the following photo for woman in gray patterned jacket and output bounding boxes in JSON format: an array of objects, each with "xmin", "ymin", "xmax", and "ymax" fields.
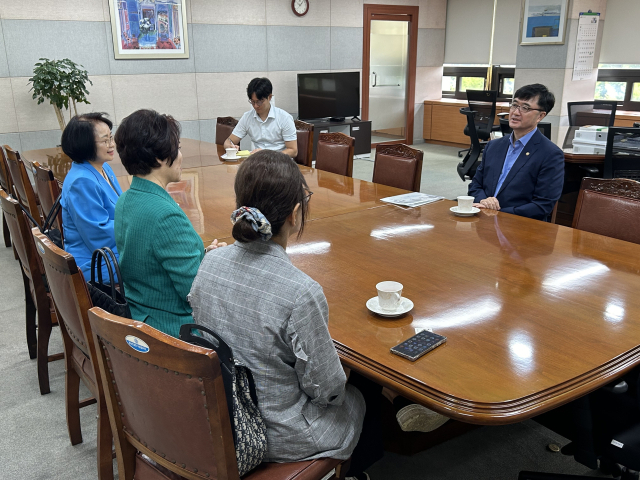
[{"xmin": 188, "ymin": 150, "xmax": 383, "ymax": 480}]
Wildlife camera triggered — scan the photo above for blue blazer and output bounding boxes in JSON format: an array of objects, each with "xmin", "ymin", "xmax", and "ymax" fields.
[
  {"xmin": 468, "ymin": 129, "xmax": 564, "ymax": 220},
  {"xmin": 61, "ymin": 162, "xmax": 122, "ymax": 279}
]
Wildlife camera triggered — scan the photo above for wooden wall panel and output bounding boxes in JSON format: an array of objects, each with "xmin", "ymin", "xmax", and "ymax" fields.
[{"xmin": 423, "ymin": 104, "xmax": 433, "ymax": 139}]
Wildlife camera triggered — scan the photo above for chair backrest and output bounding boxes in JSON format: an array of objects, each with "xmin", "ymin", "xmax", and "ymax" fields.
[
  {"xmin": 0, "ymin": 190, "xmax": 43, "ymax": 287},
  {"xmin": 573, "ymin": 177, "xmax": 640, "ymax": 245},
  {"xmin": 567, "ymin": 101, "xmax": 617, "ymax": 127},
  {"xmin": 32, "ymin": 162, "xmax": 63, "ymax": 235},
  {"xmin": 216, "ymin": 117, "xmax": 239, "ymax": 157},
  {"xmin": 466, "ymin": 90, "xmax": 498, "ymax": 134},
  {"xmin": 315, "ymin": 132, "xmax": 355, "ymax": 177},
  {"xmin": 0, "ymin": 146, "xmax": 14, "ymax": 196},
  {"xmin": 604, "ymin": 127, "xmax": 640, "ymax": 181},
  {"xmin": 33, "ymin": 231, "xmax": 93, "ymax": 359},
  {"xmin": 457, "ymin": 108, "xmax": 482, "ymax": 180},
  {"xmin": 88, "ymin": 307, "xmax": 240, "ymax": 480},
  {"xmin": 537, "ymin": 122, "xmax": 552, "ymax": 140},
  {"xmin": 294, "ymin": 120, "xmax": 314, "ymax": 167},
  {"xmin": 373, "ymin": 144, "xmax": 423, "ymax": 192},
  {"xmin": 4, "ymin": 145, "xmax": 41, "ymax": 226},
  {"xmin": 498, "ymin": 118, "xmax": 512, "ymax": 137}
]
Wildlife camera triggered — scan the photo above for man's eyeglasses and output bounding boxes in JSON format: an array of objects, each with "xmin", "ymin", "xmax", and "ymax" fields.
[
  {"xmin": 509, "ymin": 102, "xmax": 545, "ymax": 114},
  {"xmin": 98, "ymin": 136, "xmax": 114, "ymax": 147},
  {"xmin": 248, "ymin": 99, "xmax": 266, "ymax": 107}
]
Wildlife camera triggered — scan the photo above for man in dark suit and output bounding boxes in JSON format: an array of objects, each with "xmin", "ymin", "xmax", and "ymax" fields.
[{"xmin": 468, "ymin": 83, "xmax": 564, "ymax": 220}]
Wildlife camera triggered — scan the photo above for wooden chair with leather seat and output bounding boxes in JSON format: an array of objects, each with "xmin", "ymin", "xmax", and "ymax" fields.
[
  {"xmin": 33, "ymin": 231, "xmax": 113, "ymax": 480},
  {"xmin": 573, "ymin": 177, "xmax": 640, "ymax": 245},
  {"xmin": 33, "ymin": 161, "xmax": 64, "ymax": 238},
  {"xmin": 294, "ymin": 120, "xmax": 314, "ymax": 167},
  {"xmin": 0, "ymin": 191, "xmax": 63, "ymax": 394},
  {"xmin": 372, "ymin": 144, "xmax": 423, "ymax": 192},
  {"xmin": 88, "ymin": 307, "xmax": 350, "ymax": 480},
  {"xmin": 315, "ymin": 132, "xmax": 355, "ymax": 177},
  {"xmin": 4, "ymin": 145, "xmax": 42, "ymax": 227},
  {"xmin": 215, "ymin": 117, "xmax": 239, "ymax": 157},
  {"xmin": 0, "ymin": 146, "xmax": 14, "ymax": 247}
]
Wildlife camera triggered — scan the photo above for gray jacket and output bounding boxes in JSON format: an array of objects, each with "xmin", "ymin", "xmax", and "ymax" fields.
[{"xmin": 188, "ymin": 240, "xmax": 365, "ymax": 462}]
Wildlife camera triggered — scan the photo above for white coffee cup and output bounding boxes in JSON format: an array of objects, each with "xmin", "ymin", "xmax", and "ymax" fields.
[
  {"xmin": 457, "ymin": 195, "xmax": 474, "ymax": 213},
  {"xmin": 376, "ymin": 281, "xmax": 403, "ymax": 311},
  {"xmin": 225, "ymin": 147, "xmax": 238, "ymax": 159}
]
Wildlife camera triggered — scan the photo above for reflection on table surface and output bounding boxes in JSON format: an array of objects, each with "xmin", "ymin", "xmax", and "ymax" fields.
[
  {"xmin": 115, "ymin": 164, "xmax": 406, "ymax": 243},
  {"xmin": 287, "ymin": 202, "xmax": 640, "ymax": 424}
]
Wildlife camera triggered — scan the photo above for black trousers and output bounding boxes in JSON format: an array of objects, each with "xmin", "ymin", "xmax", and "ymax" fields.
[{"xmin": 345, "ymin": 371, "xmax": 384, "ymax": 477}]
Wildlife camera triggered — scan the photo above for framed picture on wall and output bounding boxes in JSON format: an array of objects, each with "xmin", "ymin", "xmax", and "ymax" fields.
[
  {"xmin": 519, "ymin": 0, "xmax": 569, "ymax": 45},
  {"xmin": 108, "ymin": 0, "xmax": 189, "ymax": 59}
]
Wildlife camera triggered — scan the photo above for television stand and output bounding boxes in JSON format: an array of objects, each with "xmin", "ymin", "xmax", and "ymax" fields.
[
  {"xmin": 305, "ymin": 118, "xmax": 372, "ymax": 159},
  {"xmin": 329, "ymin": 116, "xmax": 345, "ymax": 122},
  {"xmin": 351, "ymin": 115, "xmax": 361, "ymax": 121}
]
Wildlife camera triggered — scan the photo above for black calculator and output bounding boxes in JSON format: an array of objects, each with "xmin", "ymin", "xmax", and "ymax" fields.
[{"xmin": 390, "ymin": 330, "xmax": 447, "ymax": 361}]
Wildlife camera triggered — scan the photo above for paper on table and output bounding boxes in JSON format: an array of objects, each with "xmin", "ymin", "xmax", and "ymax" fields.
[{"xmin": 381, "ymin": 192, "xmax": 444, "ymax": 208}]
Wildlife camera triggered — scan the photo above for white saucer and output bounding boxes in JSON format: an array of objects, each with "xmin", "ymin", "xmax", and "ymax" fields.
[
  {"xmin": 221, "ymin": 154, "xmax": 240, "ymax": 161},
  {"xmin": 366, "ymin": 296, "xmax": 414, "ymax": 318},
  {"xmin": 450, "ymin": 206, "xmax": 480, "ymax": 217}
]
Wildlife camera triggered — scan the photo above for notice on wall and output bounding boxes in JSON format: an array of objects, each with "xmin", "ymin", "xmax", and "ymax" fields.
[{"xmin": 572, "ymin": 12, "xmax": 600, "ymax": 81}]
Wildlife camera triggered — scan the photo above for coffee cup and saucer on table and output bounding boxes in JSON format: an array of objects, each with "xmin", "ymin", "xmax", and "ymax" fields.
[
  {"xmin": 221, "ymin": 147, "xmax": 239, "ymax": 161},
  {"xmin": 450, "ymin": 195, "xmax": 480, "ymax": 217},
  {"xmin": 366, "ymin": 281, "xmax": 414, "ymax": 318}
]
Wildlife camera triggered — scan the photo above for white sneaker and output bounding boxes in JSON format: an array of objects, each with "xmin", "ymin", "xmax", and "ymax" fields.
[{"xmin": 396, "ymin": 404, "xmax": 449, "ymax": 432}]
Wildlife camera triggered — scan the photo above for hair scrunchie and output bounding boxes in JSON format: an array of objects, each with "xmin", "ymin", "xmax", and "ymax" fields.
[{"xmin": 230, "ymin": 206, "xmax": 273, "ymax": 241}]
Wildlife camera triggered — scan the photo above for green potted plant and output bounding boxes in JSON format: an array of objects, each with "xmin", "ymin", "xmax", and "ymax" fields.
[{"xmin": 28, "ymin": 58, "xmax": 93, "ymax": 130}]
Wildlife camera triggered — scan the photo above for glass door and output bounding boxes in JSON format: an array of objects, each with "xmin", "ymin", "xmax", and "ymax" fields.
[{"xmin": 369, "ymin": 19, "xmax": 409, "ymax": 144}]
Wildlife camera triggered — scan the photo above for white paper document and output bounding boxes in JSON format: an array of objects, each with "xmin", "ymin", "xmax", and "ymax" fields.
[{"xmin": 381, "ymin": 192, "xmax": 444, "ymax": 208}]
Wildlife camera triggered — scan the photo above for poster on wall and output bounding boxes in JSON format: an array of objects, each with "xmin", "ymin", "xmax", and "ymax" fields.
[
  {"xmin": 109, "ymin": 0, "xmax": 189, "ymax": 59},
  {"xmin": 519, "ymin": 0, "xmax": 569, "ymax": 45}
]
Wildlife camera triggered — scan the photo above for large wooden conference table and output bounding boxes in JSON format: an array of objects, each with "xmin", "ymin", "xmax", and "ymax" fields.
[{"xmin": 23, "ymin": 140, "xmax": 640, "ymax": 426}]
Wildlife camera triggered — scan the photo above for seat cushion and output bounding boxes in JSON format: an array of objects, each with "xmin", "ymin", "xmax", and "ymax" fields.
[
  {"xmin": 134, "ymin": 453, "xmax": 343, "ymax": 480},
  {"xmin": 245, "ymin": 458, "xmax": 343, "ymax": 480}
]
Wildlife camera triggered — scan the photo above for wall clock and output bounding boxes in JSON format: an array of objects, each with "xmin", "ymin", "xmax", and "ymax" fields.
[{"xmin": 292, "ymin": 0, "xmax": 309, "ymax": 17}]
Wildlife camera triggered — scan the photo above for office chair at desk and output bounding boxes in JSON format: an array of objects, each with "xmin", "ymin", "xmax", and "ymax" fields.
[
  {"xmin": 457, "ymin": 108, "xmax": 482, "ymax": 181},
  {"xmin": 604, "ymin": 127, "xmax": 640, "ymax": 181},
  {"xmin": 458, "ymin": 90, "xmax": 498, "ymax": 158}
]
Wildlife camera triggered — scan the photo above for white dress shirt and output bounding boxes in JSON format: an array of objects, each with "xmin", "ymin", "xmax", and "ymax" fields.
[{"xmin": 232, "ymin": 105, "xmax": 297, "ymax": 151}]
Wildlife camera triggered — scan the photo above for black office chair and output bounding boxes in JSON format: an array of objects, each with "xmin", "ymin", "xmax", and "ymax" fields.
[
  {"xmin": 499, "ymin": 118, "xmax": 551, "ymax": 140},
  {"xmin": 604, "ymin": 127, "xmax": 640, "ymax": 180},
  {"xmin": 457, "ymin": 108, "xmax": 482, "ymax": 181},
  {"xmin": 567, "ymin": 100, "xmax": 617, "ymax": 127},
  {"xmin": 458, "ymin": 90, "xmax": 499, "ymax": 158}
]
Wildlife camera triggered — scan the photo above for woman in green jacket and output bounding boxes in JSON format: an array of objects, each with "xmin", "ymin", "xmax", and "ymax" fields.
[{"xmin": 113, "ymin": 109, "xmax": 224, "ymax": 337}]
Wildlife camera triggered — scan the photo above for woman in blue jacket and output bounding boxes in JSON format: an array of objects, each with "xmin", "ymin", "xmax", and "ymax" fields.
[{"xmin": 60, "ymin": 112, "xmax": 122, "ymax": 278}]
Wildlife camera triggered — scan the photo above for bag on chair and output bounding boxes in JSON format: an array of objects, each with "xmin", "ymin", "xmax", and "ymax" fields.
[
  {"xmin": 179, "ymin": 323, "xmax": 267, "ymax": 476},
  {"xmin": 19, "ymin": 194, "xmax": 63, "ymax": 249},
  {"xmin": 87, "ymin": 247, "xmax": 131, "ymax": 319}
]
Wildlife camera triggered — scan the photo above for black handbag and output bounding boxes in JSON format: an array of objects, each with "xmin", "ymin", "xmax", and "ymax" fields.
[
  {"xmin": 19, "ymin": 194, "xmax": 63, "ymax": 249},
  {"xmin": 87, "ymin": 247, "xmax": 132, "ymax": 319},
  {"xmin": 179, "ymin": 323, "xmax": 267, "ymax": 476}
]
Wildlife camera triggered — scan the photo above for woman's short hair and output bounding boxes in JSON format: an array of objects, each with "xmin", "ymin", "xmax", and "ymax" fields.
[
  {"xmin": 114, "ymin": 109, "xmax": 181, "ymax": 176},
  {"xmin": 61, "ymin": 112, "xmax": 113, "ymax": 163},
  {"xmin": 233, "ymin": 150, "xmax": 309, "ymax": 243}
]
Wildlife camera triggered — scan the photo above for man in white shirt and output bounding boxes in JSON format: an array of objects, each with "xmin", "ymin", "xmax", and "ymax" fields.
[{"xmin": 224, "ymin": 77, "xmax": 298, "ymax": 158}]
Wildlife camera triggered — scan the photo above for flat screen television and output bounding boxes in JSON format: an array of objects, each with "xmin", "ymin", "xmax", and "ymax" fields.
[{"xmin": 297, "ymin": 72, "xmax": 360, "ymax": 121}]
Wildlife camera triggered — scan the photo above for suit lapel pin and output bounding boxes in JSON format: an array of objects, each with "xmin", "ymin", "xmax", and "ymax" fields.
[{"xmin": 526, "ymin": 152, "xmax": 530, "ymax": 155}]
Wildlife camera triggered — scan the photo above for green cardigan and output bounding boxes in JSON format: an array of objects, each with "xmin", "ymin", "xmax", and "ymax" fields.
[{"xmin": 114, "ymin": 176, "xmax": 204, "ymax": 337}]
